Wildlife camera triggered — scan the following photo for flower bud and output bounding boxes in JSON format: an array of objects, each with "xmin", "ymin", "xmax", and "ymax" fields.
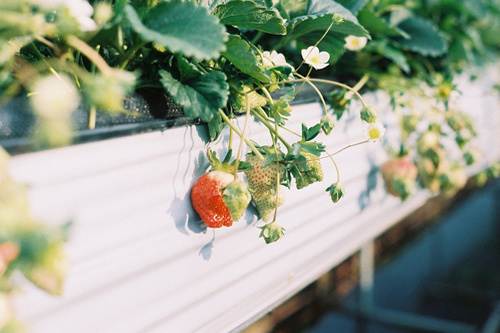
[
  {"xmin": 83, "ymin": 70, "xmax": 136, "ymax": 111},
  {"xmin": 360, "ymin": 105, "xmax": 377, "ymax": 123},
  {"xmin": 93, "ymin": 2, "xmax": 113, "ymax": 25},
  {"xmin": 326, "ymin": 182, "xmax": 345, "ymax": 203},
  {"xmin": 30, "ymin": 74, "xmax": 81, "ymax": 119},
  {"xmin": 320, "ymin": 115, "xmax": 335, "ymax": 135}
]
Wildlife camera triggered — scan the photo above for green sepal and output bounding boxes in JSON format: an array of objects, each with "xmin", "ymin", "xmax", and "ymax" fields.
[
  {"xmin": 326, "ymin": 182, "xmax": 345, "ymax": 203},
  {"xmin": 258, "ymin": 221, "xmax": 285, "ymax": 244}
]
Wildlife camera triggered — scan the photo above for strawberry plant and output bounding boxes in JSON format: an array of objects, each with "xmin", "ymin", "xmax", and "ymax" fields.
[{"xmin": 1, "ymin": 0, "xmax": 500, "ymax": 328}]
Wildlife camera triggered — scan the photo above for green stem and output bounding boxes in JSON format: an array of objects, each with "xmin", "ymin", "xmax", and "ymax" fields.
[
  {"xmin": 251, "ymin": 31, "xmax": 264, "ymax": 45},
  {"xmin": 253, "ymin": 107, "xmax": 301, "ymax": 137},
  {"xmin": 332, "ymin": 140, "xmax": 369, "ymax": 156},
  {"xmin": 233, "ymin": 95, "xmax": 252, "ymax": 179},
  {"xmin": 344, "ymin": 73, "xmax": 370, "ymax": 100},
  {"xmin": 326, "ymin": 151, "xmax": 340, "ymax": 183},
  {"xmin": 271, "ymin": 121, "xmax": 280, "ymax": 223},
  {"xmin": 299, "ymin": 75, "xmax": 329, "ymax": 116},
  {"xmin": 119, "ymin": 41, "xmax": 148, "ymax": 70},
  {"xmin": 66, "ymin": 35, "xmax": 113, "ymax": 76},
  {"xmin": 252, "ymin": 108, "xmax": 293, "ymax": 152},
  {"xmin": 89, "ymin": 105, "xmax": 97, "ymax": 129},
  {"xmin": 259, "ymin": 77, "xmax": 368, "ymax": 107},
  {"xmin": 34, "ymin": 35, "xmax": 61, "ymax": 54},
  {"xmin": 219, "ymin": 110, "xmax": 264, "ymax": 160},
  {"xmin": 293, "ymin": 67, "xmax": 313, "ymax": 98}
]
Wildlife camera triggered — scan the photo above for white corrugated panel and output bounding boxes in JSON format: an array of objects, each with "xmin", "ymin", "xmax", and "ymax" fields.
[{"xmin": 8, "ymin": 66, "xmax": 500, "ymax": 333}]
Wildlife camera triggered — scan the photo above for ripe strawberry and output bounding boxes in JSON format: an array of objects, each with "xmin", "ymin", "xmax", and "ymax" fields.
[
  {"xmin": 295, "ymin": 151, "xmax": 323, "ymax": 189},
  {"xmin": 222, "ymin": 179, "xmax": 252, "ymax": 221},
  {"xmin": 191, "ymin": 170, "xmax": 234, "ymax": 228},
  {"xmin": 381, "ymin": 156, "xmax": 418, "ymax": 200}
]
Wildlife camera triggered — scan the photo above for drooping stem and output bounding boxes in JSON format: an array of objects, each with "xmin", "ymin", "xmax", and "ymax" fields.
[
  {"xmin": 66, "ymin": 35, "xmax": 113, "ymax": 76},
  {"xmin": 251, "ymin": 108, "xmax": 293, "ymax": 152},
  {"xmin": 34, "ymin": 35, "xmax": 61, "ymax": 54},
  {"xmin": 332, "ymin": 140, "xmax": 369, "ymax": 156},
  {"xmin": 296, "ymin": 74, "xmax": 329, "ymax": 116},
  {"xmin": 219, "ymin": 110, "xmax": 264, "ymax": 160},
  {"xmin": 233, "ymin": 95, "xmax": 252, "ymax": 179},
  {"xmin": 271, "ymin": 121, "xmax": 280, "ymax": 223},
  {"xmin": 255, "ymin": 78, "xmax": 368, "ymax": 107},
  {"xmin": 281, "ymin": 140, "xmax": 370, "ymax": 166},
  {"xmin": 119, "ymin": 41, "xmax": 148, "ymax": 69},
  {"xmin": 344, "ymin": 73, "xmax": 370, "ymax": 100},
  {"xmin": 253, "ymin": 107, "xmax": 301, "ymax": 137},
  {"xmin": 293, "ymin": 67, "xmax": 313, "ymax": 98},
  {"xmin": 325, "ymin": 151, "xmax": 341, "ymax": 184}
]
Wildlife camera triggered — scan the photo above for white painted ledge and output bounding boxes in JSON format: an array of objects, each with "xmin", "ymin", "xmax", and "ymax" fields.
[{"xmin": 8, "ymin": 65, "xmax": 500, "ymax": 333}]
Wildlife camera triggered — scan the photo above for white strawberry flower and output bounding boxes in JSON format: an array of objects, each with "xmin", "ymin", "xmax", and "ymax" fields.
[
  {"xmin": 65, "ymin": 0, "xmax": 97, "ymax": 31},
  {"xmin": 345, "ymin": 36, "xmax": 368, "ymax": 51},
  {"xmin": 30, "ymin": 74, "xmax": 81, "ymax": 119},
  {"xmin": 31, "ymin": 0, "xmax": 97, "ymax": 31},
  {"xmin": 364, "ymin": 122, "xmax": 386, "ymax": 142},
  {"xmin": 301, "ymin": 46, "xmax": 330, "ymax": 70},
  {"xmin": 262, "ymin": 50, "xmax": 293, "ymax": 69}
]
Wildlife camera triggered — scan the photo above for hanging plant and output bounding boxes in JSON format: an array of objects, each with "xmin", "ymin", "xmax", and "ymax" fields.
[{"xmin": 1, "ymin": 1, "xmax": 500, "ymax": 329}]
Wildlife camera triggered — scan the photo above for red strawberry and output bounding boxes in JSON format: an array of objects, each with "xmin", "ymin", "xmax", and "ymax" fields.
[{"xmin": 191, "ymin": 170, "xmax": 235, "ymax": 228}]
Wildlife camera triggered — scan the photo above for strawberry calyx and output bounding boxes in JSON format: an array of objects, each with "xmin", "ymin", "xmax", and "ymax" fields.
[
  {"xmin": 207, "ymin": 148, "xmax": 251, "ymax": 175},
  {"xmin": 258, "ymin": 221, "xmax": 285, "ymax": 244},
  {"xmin": 222, "ymin": 179, "xmax": 252, "ymax": 221}
]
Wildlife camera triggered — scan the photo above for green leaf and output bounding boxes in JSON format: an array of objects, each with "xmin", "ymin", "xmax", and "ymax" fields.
[
  {"xmin": 335, "ymin": 0, "xmax": 369, "ymax": 14},
  {"xmin": 391, "ymin": 16, "xmax": 447, "ymax": 57},
  {"xmin": 213, "ymin": 0, "xmax": 286, "ymax": 35},
  {"xmin": 292, "ymin": 141, "xmax": 325, "ymax": 157},
  {"xmin": 221, "ymin": 35, "xmax": 270, "ymax": 82},
  {"xmin": 301, "ymin": 123, "xmax": 322, "ymax": 141},
  {"xmin": 176, "ymin": 55, "xmax": 202, "ymax": 82},
  {"xmin": 357, "ymin": 8, "xmax": 408, "ymax": 38},
  {"xmin": 207, "ymin": 111, "xmax": 224, "ymax": 141},
  {"xmin": 159, "ymin": 70, "xmax": 229, "ymax": 122},
  {"xmin": 125, "ymin": 1, "xmax": 227, "ymax": 60},
  {"xmin": 269, "ymin": 97, "xmax": 292, "ymax": 125},
  {"xmin": 288, "ymin": 0, "xmax": 369, "ymax": 40},
  {"xmin": 366, "ymin": 40, "xmax": 410, "ymax": 73}
]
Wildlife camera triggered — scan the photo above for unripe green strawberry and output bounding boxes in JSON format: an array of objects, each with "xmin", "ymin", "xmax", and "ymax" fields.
[
  {"xmin": 252, "ymin": 187, "xmax": 285, "ymax": 222},
  {"xmin": 246, "ymin": 90, "xmax": 268, "ymax": 109},
  {"xmin": 234, "ymin": 87, "xmax": 268, "ymax": 112},
  {"xmin": 267, "ymin": 72, "xmax": 280, "ymax": 93},
  {"xmin": 244, "ymin": 153, "xmax": 285, "ymax": 191},
  {"xmin": 295, "ymin": 152, "xmax": 323, "ymax": 189},
  {"xmin": 222, "ymin": 179, "xmax": 252, "ymax": 221},
  {"xmin": 191, "ymin": 170, "xmax": 234, "ymax": 228},
  {"xmin": 381, "ymin": 156, "xmax": 418, "ymax": 200},
  {"xmin": 244, "ymin": 153, "xmax": 286, "ymax": 221},
  {"xmin": 26, "ymin": 241, "xmax": 68, "ymax": 295}
]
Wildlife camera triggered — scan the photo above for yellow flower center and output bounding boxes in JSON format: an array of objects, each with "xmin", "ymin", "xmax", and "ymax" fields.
[
  {"xmin": 369, "ymin": 128, "xmax": 380, "ymax": 140},
  {"xmin": 310, "ymin": 55, "xmax": 320, "ymax": 64}
]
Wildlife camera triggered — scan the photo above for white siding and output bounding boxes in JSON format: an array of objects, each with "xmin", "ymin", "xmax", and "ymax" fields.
[{"xmin": 8, "ymin": 66, "xmax": 500, "ymax": 333}]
